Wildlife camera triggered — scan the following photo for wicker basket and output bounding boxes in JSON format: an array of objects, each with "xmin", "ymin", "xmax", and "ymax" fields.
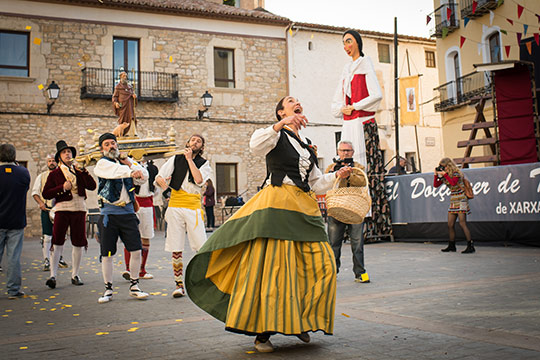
[{"xmin": 326, "ymin": 167, "xmax": 371, "ymax": 224}]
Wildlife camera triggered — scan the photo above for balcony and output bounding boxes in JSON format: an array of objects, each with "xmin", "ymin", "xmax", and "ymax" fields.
[
  {"xmin": 81, "ymin": 68, "xmax": 178, "ymax": 102},
  {"xmin": 461, "ymin": 0, "xmax": 501, "ymax": 19},
  {"xmin": 434, "ymin": 71, "xmax": 492, "ymax": 112},
  {"xmin": 430, "ymin": 2, "xmax": 460, "ymax": 38}
]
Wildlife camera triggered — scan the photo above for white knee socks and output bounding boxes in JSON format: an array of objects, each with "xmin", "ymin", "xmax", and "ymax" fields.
[
  {"xmin": 50, "ymin": 245, "xmax": 63, "ymax": 278},
  {"xmin": 102, "ymin": 256, "xmax": 113, "ymax": 284},
  {"xmin": 72, "ymin": 246, "xmax": 83, "ymax": 278},
  {"xmin": 129, "ymin": 250, "xmax": 142, "ymax": 280},
  {"xmin": 42, "ymin": 235, "xmax": 52, "ymax": 260}
]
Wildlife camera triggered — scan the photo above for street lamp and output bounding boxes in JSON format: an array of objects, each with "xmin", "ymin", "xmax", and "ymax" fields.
[
  {"xmin": 197, "ymin": 90, "xmax": 213, "ymax": 120},
  {"xmin": 46, "ymin": 81, "xmax": 60, "ymax": 115}
]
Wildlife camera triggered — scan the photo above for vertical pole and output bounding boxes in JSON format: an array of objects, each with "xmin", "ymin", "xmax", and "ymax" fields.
[
  {"xmin": 406, "ymin": 49, "xmax": 422, "ymax": 173},
  {"xmin": 394, "ymin": 17, "xmax": 399, "ymax": 168}
]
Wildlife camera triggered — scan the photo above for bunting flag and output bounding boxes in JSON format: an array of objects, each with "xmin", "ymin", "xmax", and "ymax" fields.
[
  {"xmin": 442, "ymin": 27, "xmax": 449, "ymax": 39},
  {"xmin": 535, "ymin": 33, "xmax": 539, "ymax": 46},
  {"xmin": 490, "ymin": 11, "xmax": 495, "ymax": 26},
  {"xmin": 501, "ymin": 29, "xmax": 508, "ymax": 35},
  {"xmin": 399, "ymin": 75, "xmax": 420, "ymax": 126},
  {"xmin": 447, "ymin": 7, "xmax": 452, "ymax": 21},
  {"xmin": 526, "ymin": 41, "xmax": 532, "ymax": 55},
  {"xmin": 507, "ymin": 18, "xmax": 514, "ymax": 25},
  {"xmin": 505, "ymin": 45, "xmax": 511, "ymax": 57},
  {"xmin": 426, "ymin": 15, "xmax": 431, "ymax": 25},
  {"xmin": 460, "ymin": 36, "xmax": 466, "ymax": 48},
  {"xmin": 518, "ymin": 5, "xmax": 524, "ymax": 19},
  {"xmin": 464, "ymin": 16, "xmax": 470, "ymax": 27},
  {"xmin": 524, "ymin": 24, "xmax": 529, "ymax": 36},
  {"xmin": 472, "ymin": 1, "xmax": 478, "ymax": 14},
  {"xmin": 497, "ymin": 0, "xmax": 503, "ymax": 6},
  {"xmin": 517, "ymin": 32, "xmax": 522, "ymax": 44}
]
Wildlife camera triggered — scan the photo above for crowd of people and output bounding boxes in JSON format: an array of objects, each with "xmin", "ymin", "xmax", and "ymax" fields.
[{"xmin": 0, "ymin": 30, "xmax": 475, "ymax": 354}]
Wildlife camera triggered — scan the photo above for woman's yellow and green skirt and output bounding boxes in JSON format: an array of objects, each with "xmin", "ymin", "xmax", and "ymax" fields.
[{"xmin": 185, "ymin": 184, "xmax": 337, "ymax": 336}]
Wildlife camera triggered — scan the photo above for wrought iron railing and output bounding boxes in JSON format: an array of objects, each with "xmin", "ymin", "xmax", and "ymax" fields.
[
  {"xmin": 81, "ymin": 68, "xmax": 178, "ymax": 102},
  {"xmin": 461, "ymin": 0, "xmax": 501, "ymax": 18},
  {"xmin": 430, "ymin": 2, "xmax": 460, "ymax": 38},
  {"xmin": 434, "ymin": 71, "xmax": 492, "ymax": 112}
]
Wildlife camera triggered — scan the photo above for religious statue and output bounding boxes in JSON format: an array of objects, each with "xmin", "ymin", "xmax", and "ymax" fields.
[{"xmin": 112, "ymin": 71, "xmax": 137, "ymax": 137}]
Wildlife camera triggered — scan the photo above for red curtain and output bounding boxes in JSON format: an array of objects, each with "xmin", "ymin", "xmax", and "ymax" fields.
[{"xmin": 494, "ymin": 64, "xmax": 538, "ymax": 164}]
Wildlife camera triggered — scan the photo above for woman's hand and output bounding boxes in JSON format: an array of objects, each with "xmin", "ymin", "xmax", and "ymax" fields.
[
  {"xmin": 335, "ymin": 166, "xmax": 353, "ymax": 179},
  {"xmin": 341, "ymin": 105, "xmax": 354, "ymax": 116}
]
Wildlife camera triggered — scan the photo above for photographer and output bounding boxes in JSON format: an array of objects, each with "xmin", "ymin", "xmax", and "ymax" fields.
[
  {"xmin": 434, "ymin": 158, "xmax": 474, "ymax": 254},
  {"xmin": 325, "ymin": 140, "xmax": 370, "ymax": 283}
]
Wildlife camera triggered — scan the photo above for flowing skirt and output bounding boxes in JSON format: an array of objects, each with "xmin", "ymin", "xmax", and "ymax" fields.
[{"xmin": 185, "ymin": 184, "xmax": 337, "ymax": 336}]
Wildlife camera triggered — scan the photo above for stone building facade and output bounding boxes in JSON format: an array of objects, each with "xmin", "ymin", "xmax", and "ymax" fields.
[{"xmin": 0, "ymin": 0, "xmax": 289, "ymax": 235}]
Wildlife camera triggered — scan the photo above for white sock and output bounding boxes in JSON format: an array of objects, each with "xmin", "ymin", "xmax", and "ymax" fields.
[
  {"xmin": 71, "ymin": 246, "xmax": 83, "ymax": 278},
  {"xmin": 129, "ymin": 250, "xmax": 142, "ymax": 280},
  {"xmin": 42, "ymin": 235, "xmax": 52, "ymax": 260},
  {"xmin": 102, "ymin": 256, "xmax": 113, "ymax": 284},
  {"xmin": 50, "ymin": 245, "xmax": 63, "ymax": 278}
]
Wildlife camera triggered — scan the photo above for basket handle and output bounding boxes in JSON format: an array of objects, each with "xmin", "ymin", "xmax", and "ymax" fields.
[{"xmin": 331, "ymin": 166, "xmax": 369, "ymax": 189}]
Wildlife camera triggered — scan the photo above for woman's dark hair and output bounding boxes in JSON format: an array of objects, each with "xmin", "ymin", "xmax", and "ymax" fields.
[
  {"xmin": 0, "ymin": 144, "xmax": 16, "ymax": 162},
  {"xmin": 343, "ymin": 30, "xmax": 364, "ymax": 57},
  {"xmin": 275, "ymin": 97, "xmax": 286, "ymax": 121}
]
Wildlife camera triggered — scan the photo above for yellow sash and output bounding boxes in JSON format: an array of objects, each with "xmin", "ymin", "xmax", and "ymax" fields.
[{"xmin": 169, "ymin": 189, "xmax": 202, "ymax": 210}]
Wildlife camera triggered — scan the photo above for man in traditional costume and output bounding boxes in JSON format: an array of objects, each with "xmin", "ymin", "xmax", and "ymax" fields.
[
  {"xmin": 185, "ymin": 96, "xmax": 352, "ymax": 353},
  {"xmin": 43, "ymin": 140, "xmax": 96, "ymax": 289},
  {"xmin": 155, "ymin": 134, "xmax": 212, "ymax": 298}
]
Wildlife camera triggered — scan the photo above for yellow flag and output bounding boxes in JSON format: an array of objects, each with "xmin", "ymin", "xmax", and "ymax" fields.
[{"xmin": 399, "ymin": 75, "xmax": 420, "ymax": 126}]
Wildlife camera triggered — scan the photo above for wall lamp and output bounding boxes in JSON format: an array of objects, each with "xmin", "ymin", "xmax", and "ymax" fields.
[
  {"xmin": 197, "ymin": 90, "xmax": 213, "ymax": 120},
  {"xmin": 46, "ymin": 81, "xmax": 60, "ymax": 115}
]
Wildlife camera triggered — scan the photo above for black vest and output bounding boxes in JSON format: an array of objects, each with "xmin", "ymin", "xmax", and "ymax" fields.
[
  {"xmin": 265, "ymin": 128, "xmax": 318, "ymax": 192},
  {"xmin": 134, "ymin": 161, "xmax": 158, "ymax": 195},
  {"xmin": 169, "ymin": 154, "xmax": 207, "ymax": 191}
]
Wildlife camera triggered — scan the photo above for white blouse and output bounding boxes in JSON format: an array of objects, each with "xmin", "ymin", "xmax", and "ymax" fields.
[{"xmin": 250, "ymin": 125, "xmax": 336, "ymax": 195}]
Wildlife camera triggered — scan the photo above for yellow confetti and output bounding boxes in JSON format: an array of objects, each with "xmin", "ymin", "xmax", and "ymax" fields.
[
  {"xmin": 5, "ymin": 310, "xmax": 12, "ymax": 312},
  {"xmin": 49, "ymin": 296, "xmax": 56, "ymax": 298},
  {"xmin": 311, "ymin": 34, "xmax": 314, "ymax": 39},
  {"xmin": 131, "ymin": 321, "xmax": 139, "ymax": 324},
  {"xmin": 108, "ymin": 251, "xmax": 111, "ymax": 257},
  {"xmin": 55, "ymin": 302, "xmax": 62, "ymax": 305},
  {"xmin": 64, "ymin": 304, "xmax": 72, "ymax": 308},
  {"xmin": 26, "ymin": 321, "xmax": 33, "ymax": 324},
  {"xmin": 50, "ymin": 308, "xmax": 56, "ymax": 311},
  {"xmin": 2, "ymin": 315, "xmax": 8, "ymax": 318},
  {"xmin": 33, "ymin": 37, "xmax": 41, "ymax": 45},
  {"xmin": 127, "ymin": 327, "xmax": 139, "ymax": 332},
  {"xmin": 341, "ymin": 313, "xmax": 350, "ymax": 318},
  {"xmin": 246, "ymin": 351, "xmax": 256, "ymax": 354},
  {"xmin": 39, "ymin": 308, "xmax": 46, "ymax": 311},
  {"xmin": 96, "ymin": 332, "xmax": 109, "ymax": 336},
  {"xmin": 26, "ymin": 25, "xmax": 32, "ymax": 30},
  {"xmin": 73, "ymin": 314, "xmax": 80, "ymax": 316},
  {"xmin": 175, "ymin": 319, "xmax": 183, "ymax": 322},
  {"xmin": 20, "ymin": 346, "xmax": 28, "ymax": 350},
  {"xmin": 169, "ymin": 56, "xmax": 173, "ymax": 62},
  {"xmin": 161, "ymin": 293, "xmax": 168, "ymax": 296},
  {"xmin": 48, "ymin": 323, "xmax": 54, "ymax": 325},
  {"xmin": 78, "ymin": 62, "xmax": 83, "ymax": 67},
  {"xmin": 87, "ymin": 129, "xmax": 94, "ymax": 133},
  {"xmin": 34, "ymin": 302, "xmax": 40, "ymax": 305},
  {"xmin": 38, "ymin": 84, "xmax": 44, "ymax": 90}
]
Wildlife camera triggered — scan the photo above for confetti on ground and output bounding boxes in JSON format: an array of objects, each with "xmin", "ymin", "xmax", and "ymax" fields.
[
  {"xmin": 78, "ymin": 62, "xmax": 83, "ymax": 67},
  {"xmin": 5, "ymin": 310, "xmax": 12, "ymax": 312},
  {"xmin": 96, "ymin": 332, "xmax": 109, "ymax": 336},
  {"xmin": 64, "ymin": 304, "xmax": 72, "ymax": 308},
  {"xmin": 175, "ymin": 319, "xmax": 183, "ymax": 322},
  {"xmin": 341, "ymin": 313, "xmax": 350, "ymax": 318},
  {"xmin": 55, "ymin": 302, "xmax": 62, "ymax": 305},
  {"xmin": 150, "ymin": 292, "xmax": 161, "ymax": 296},
  {"xmin": 33, "ymin": 37, "xmax": 41, "ymax": 45},
  {"xmin": 26, "ymin": 321, "xmax": 33, "ymax": 324},
  {"xmin": 49, "ymin": 296, "xmax": 56, "ymax": 298},
  {"xmin": 161, "ymin": 293, "xmax": 168, "ymax": 297},
  {"xmin": 48, "ymin": 323, "xmax": 54, "ymax": 325},
  {"xmin": 127, "ymin": 327, "xmax": 139, "ymax": 332},
  {"xmin": 34, "ymin": 302, "xmax": 40, "ymax": 305},
  {"xmin": 246, "ymin": 351, "xmax": 256, "ymax": 354},
  {"xmin": 19, "ymin": 346, "xmax": 28, "ymax": 350},
  {"xmin": 131, "ymin": 321, "xmax": 139, "ymax": 324},
  {"xmin": 26, "ymin": 25, "xmax": 31, "ymax": 30},
  {"xmin": 50, "ymin": 308, "xmax": 56, "ymax": 311},
  {"xmin": 73, "ymin": 314, "xmax": 80, "ymax": 317},
  {"xmin": 39, "ymin": 308, "xmax": 46, "ymax": 311},
  {"xmin": 2, "ymin": 315, "xmax": 8, "ymax": 318}
]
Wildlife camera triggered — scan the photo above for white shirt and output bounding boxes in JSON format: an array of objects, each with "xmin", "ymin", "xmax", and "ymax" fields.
[
  {"xmin": 250, "ymin": 125, "xmax": 335, "ymax": 195},
  {"xmin": 94, "ymin": 157, "xmax": 148, "ymax": 206},
  {"xmin": 156, "ymin": 155, "xmax": 212, "ymax": 195},
  {"xmin": 136, "ymin": 163, "xmax": 153, "ymax": 198}
]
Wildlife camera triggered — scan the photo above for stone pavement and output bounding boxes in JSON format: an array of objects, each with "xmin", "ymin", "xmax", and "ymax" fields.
[{"xmin": 1, "ymin": 233, "xmax": 540, "ymax": 360}]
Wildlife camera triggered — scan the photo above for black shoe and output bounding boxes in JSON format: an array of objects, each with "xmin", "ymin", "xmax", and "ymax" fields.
[
  {"xmin": 462, "ymin": 243, "xmax": 476, "ymax": 254},
  {"xmin": 46, "ymin": 277, "xmax": 56, "ymax": 289},
  {"xmin": 8, "ymin": 291, "xmax": 25, "ymax": 299},
  {"xmin": 441, "ymin": 243, "xmax": 456, "ymax": 252},
  {"xmin": 58, "ymin": 256, "xmax": 69, "ymax": 268},
  {"xmin": 71, "ymin": 275, "xmax": 84, "ymax": 286}
]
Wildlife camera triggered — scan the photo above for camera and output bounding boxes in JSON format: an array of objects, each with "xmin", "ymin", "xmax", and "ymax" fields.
[
  {"xmin": 436, "ymin": 165, "xmax": 445, "ymax": 172},
  {"xmin": 334, "ymin": 157, "xmax": 354, "ymax": 171}
]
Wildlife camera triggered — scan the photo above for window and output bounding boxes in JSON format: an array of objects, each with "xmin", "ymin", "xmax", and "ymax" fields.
[
  {"xmin": 113, "ymin": 37, "xmax": 139, "ymax": 88},
  {"xmin": 214, "ymin": 48, "xmax": 235, "ymax": 88},
  {"xmin": 334, "ymin": 131, "xmax": 342, "ymax": 148},
  {"xmin": 378, "ymin": 43, "xmax": 390, "ymax": 63},
  {"xmin": 0, "ymin": 31, "xmax": 29, "ymax": 77},
  {"xmin": 425, "ymin": 50, "xmax": 436, "ymax": 68},
  {"xmin": 405, "ymin": 152, "xmax": 417, "ymax": 173},
  {"xmin": 453, "ymin": 52, "xmax": 462, "ymax": 98},
  {"xmin": 488, "ymin": 32, "xmax": 501, "ymax": 62},
  {"xmin": 216, "ymin": 163, "xmax": 237, "ymax": 197}
]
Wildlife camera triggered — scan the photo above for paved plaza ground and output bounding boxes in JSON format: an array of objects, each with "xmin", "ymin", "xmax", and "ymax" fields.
[{"xmin": 1, "ymin": 233, "xmax": 540, "ymax": 360}]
